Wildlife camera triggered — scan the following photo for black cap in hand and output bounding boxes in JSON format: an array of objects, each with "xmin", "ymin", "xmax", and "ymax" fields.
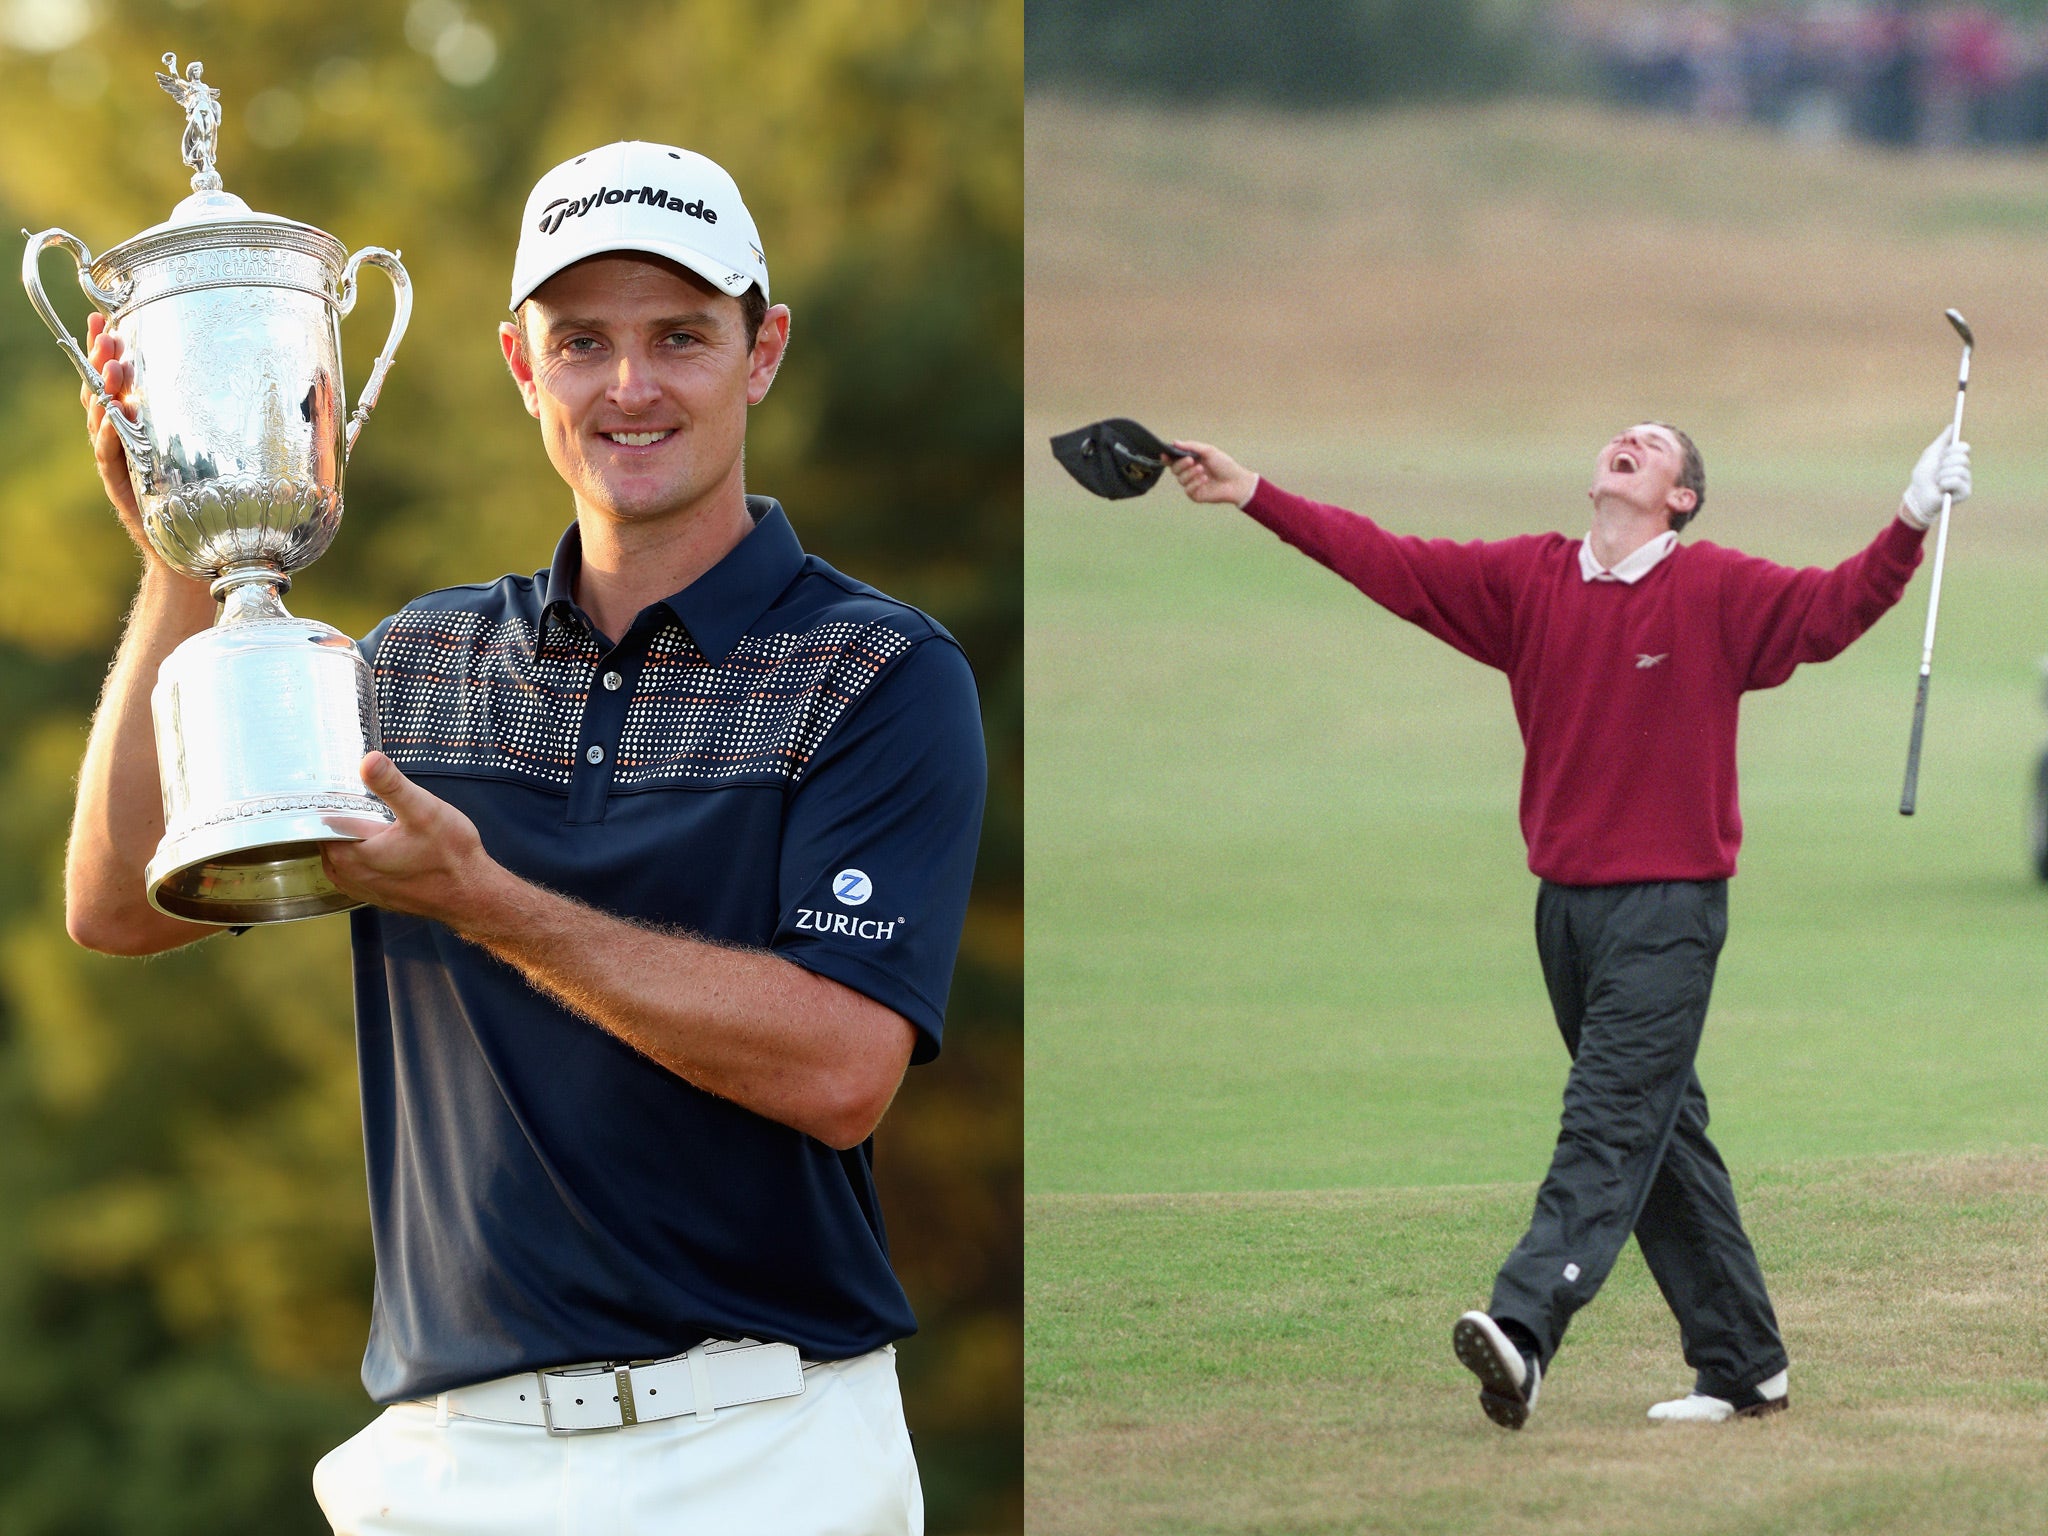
[{"xmin": 1049, "ymin": 418, "xmax": 1190, "ymax": 500}]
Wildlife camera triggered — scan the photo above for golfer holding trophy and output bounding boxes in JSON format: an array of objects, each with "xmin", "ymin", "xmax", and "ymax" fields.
[{"xmin": 37, "ymin": 52, "xmax": 982, "ymax": 1536}]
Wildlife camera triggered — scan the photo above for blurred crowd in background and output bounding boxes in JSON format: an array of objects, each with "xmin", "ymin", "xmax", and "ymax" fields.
[
  {"xmin": 1029, "ymin": 0, "xmax": 2048, "ymax": 155},
  {"xmin": 1550, "ymin": 3, "xmax": 2048, "ymax": 149}
]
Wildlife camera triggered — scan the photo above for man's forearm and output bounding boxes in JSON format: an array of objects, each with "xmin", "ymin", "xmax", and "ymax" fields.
[
  {"xmin": 453, "ymin": 864, "xmax": 915, "ymax": 1149},
  {"xmin": 66, "ymin": 566, "xmax": 218, "ymax": 954},
  {"xmin": 1241, "ymin": 479, "xmax": 1516, "ymax": 669}
]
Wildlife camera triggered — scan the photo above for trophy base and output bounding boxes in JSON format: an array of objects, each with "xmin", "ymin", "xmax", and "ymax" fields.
[
  {"xmin": 148, "ymin": 588, "xmax": 391, "ymax": 927},
  {"xmin": 147, "ymin": 803, "xmax": 392, "ymax": 925}
]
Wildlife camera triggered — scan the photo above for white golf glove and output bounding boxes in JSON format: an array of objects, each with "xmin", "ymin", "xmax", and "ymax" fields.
[{"xmin": 1902, "ymin": 427, "xmax": 1971, "ymax": 528}]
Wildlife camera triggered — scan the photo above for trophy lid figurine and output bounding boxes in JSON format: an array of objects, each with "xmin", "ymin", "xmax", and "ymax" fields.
[{"xmin": 23, "ymin": 55, "xmax": 412, "ymax": 924}]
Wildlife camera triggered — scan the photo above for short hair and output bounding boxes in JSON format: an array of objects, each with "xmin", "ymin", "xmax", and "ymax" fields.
[
  {"xmin": 738, "ymin": 284, "xmax": 768, "ymax": 350},
  {"xmin": 1654, "ymin": 423, "xmax": 1706, "ymax": 533},
  {"xmin": 510, "ymin": 280, "xmax": 769, "ymax": 365}
]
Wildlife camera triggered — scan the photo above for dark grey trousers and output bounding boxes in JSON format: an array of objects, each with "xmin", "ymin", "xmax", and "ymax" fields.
[{"xmin": 1489, "ymin": 880, "xmax": 1788, "ymax": 1400}]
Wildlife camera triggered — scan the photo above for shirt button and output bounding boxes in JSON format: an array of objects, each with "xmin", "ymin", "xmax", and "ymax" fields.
[
  {"xmin": 586, "ymin": 745, "xmax": 605, "ymax": 764},
  {"xmin": 602, "ymin": 671, "xmax": 623, "ymax": 691}
]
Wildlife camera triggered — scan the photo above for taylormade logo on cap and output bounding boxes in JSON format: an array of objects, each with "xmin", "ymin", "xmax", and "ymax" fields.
[
  {"xmin": 509, "ymin": 140, "xmax": 769, "ymax": 311},
  {"xmin": 536, "ymin": 185, "xmax": 718, "ymax": 237}
]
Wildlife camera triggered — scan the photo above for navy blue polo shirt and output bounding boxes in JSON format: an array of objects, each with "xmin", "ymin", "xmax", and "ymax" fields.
[{"xmin": 348, "ymin": 497, "xmax": 985, "ymax": 1403}]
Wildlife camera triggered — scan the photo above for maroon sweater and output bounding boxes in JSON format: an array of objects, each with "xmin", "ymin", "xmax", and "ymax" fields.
[{"xmin": 1242, "ymin": 480, "xmax": 1926, "ymax": 885}]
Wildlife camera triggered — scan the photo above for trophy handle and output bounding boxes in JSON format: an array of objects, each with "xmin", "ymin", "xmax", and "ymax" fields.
[
  {"xmin": 336, "ymin": 245, "xmax": 411, "ymax": 462},
  {"xmin": 20, "ymin": 227, "xmax": 156, "ymax": 479}
]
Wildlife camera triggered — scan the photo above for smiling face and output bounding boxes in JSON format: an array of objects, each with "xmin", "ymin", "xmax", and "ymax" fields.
[
  {"xmin": 499, "ymin": 253, "xmax": 789, "ymax": 532},
  {"xmin": 1589, "ymin": 422, "xmax": 1703, "ymax": 530}
]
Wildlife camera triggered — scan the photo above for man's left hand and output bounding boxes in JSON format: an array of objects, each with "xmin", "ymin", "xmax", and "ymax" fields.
[
  {"xmin": 323, "ymin": 752, "xmax": 501, "ymax": 925},
  {"xmin": 1902, "ymin": 426, "xmax": 1971, "ymax": 528}
]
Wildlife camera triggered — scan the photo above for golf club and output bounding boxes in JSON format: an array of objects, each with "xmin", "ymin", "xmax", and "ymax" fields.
[{"xmin": 1899, "ymin": 307, "xmax": 1973, "ymax": 816}]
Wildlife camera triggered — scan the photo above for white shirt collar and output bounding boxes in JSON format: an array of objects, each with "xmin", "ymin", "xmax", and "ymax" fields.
[{"xmin": 1579, "ymin": 530, "xmax": 1679, "ymax": 584}]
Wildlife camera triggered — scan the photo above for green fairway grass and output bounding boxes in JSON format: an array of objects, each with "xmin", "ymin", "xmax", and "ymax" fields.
[
  {"xmin": 1026, "ymin": 95, "xmax": 2048, "ymax": 1531},
  {"xmin": 1026, "ymin": 469, "xmax": 2048, "ymax": 1195}
]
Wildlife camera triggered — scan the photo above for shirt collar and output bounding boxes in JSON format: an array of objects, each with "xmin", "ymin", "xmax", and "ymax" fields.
[
  {"xmin": 536, "ymin": 496, "xmax": 806, "ymax": 662},
  {"xmin": 1578, "ymin": 529, "xmax": 1678, "ymax": 584}
]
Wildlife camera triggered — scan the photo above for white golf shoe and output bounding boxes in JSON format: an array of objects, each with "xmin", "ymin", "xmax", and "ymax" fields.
[
  {"xmin": 1647, "ymin": 1368, "xmax": 1789, "ymax": 1422},
  {"xmin": 1453, "ymin": 1311, "xmax": 1541, "ymax": 1430}
]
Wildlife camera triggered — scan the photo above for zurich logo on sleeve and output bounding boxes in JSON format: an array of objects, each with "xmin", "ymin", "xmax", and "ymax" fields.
[{"xmin": 795, "ymin": 868, "xmax": 900, "ymax": 940}]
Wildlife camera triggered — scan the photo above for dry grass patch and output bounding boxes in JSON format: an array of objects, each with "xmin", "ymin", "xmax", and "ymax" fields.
[
  {"xmin": 1027, "ymin": 96, "xmax": 2048, "ymax": 500},
  {"xmin": 1028, "ymin": 1152, "xmax": 2048, "ymax": 1535}
]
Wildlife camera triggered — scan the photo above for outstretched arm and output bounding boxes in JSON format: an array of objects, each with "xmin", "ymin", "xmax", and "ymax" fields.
[
  {"xmin": 1726, "ymin": 428, "xmax": 1968, "ymax": 691},
  {"xmin": 1167, "ymin": 439, "xmax": 1521, "ymax": 671}
]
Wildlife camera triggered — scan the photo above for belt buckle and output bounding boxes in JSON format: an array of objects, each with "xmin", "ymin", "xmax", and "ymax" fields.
[{"xmin": 535, "ymin": 1365, "xmax": 637, "ymax": 1436}]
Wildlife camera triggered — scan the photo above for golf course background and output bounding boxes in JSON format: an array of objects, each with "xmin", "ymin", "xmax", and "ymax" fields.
[{"xmin": 1027, "ymin": 96, "xmax": 2048, "ymax": 1532}]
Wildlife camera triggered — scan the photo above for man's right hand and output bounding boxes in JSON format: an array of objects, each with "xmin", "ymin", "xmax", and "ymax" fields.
[
  {"xmin": 81, "ymin": 311, "xmax": 154, "ymax": 553},
  {"xmin": 63, "ymin": 316, "xmax": 223, "ymax": 958},
  {"xmin": 1168, "ymin": 440, "xmax": 1260, "ymax": 507}
]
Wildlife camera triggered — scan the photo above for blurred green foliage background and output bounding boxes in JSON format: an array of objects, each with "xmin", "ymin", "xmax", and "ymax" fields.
[{"xmin": 0, "ymin": 1, "xmax": 1020, "ymax": 1531}]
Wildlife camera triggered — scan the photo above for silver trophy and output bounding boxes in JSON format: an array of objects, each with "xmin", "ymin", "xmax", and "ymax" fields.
[{"xmin": 23, "ymin": 55, "xmax": 411, "ymax": 924}]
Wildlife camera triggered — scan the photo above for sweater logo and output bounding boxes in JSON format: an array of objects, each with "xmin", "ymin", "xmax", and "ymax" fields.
[{"xmin": 1635, "ymin": 653, "xmax": 1669, "ymax": 669}]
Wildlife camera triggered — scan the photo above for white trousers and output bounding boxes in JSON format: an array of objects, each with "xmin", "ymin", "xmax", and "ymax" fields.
[{"xmin": 313, "ymin": 1346, "xmax": 922, "ymax": 1536}]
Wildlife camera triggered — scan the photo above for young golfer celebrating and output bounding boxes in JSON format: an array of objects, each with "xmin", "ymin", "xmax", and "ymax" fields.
[{"xmin": 1169, "ymin": 422, "xmax": 1969, "ymax": 1430}]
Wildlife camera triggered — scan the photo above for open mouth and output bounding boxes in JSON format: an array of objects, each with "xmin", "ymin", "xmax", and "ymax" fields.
[
  {"xmin": 1612, "ymin": 449, "xmax": 1640, "ymax": 475},
  {"xmin": 601, "ymin": 429, "xmax": 676, "ymax": 448}
]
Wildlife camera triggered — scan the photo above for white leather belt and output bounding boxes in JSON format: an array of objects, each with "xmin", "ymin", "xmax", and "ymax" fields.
[{"xmin": 424, "ymin": 1339, "xmax": 806, "ymax": 1436}]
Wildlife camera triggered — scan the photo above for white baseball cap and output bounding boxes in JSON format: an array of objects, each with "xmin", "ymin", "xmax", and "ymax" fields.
[{"xmin": 508, "ymin": 140, "xmax": 769, "ymax": 311}]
